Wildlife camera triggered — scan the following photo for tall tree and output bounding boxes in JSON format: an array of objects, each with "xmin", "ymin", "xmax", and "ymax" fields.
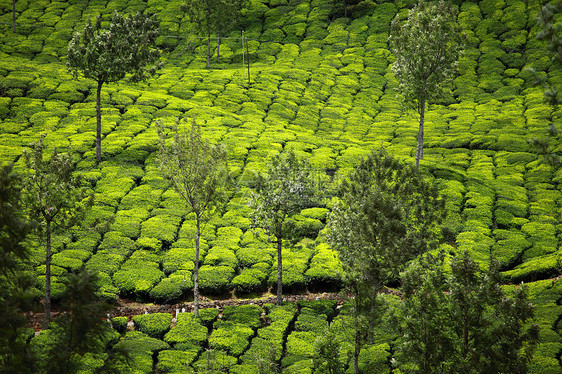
[
  {"xmin": 22, "ymin": 135, "xmax": 92, "ymax": 328},
  {"xmin": 67, "ymin": 12, "xmax": 161, "ymax": 163},
  {"xmin": 396, "ymin": 250, "xmax": 539, "ymax": 373},
  {"xmin": 0, "ymin": 164, "xmax": 36, "ymax": 374},
  {"xmin": 388, "ymin": 0, "xmax": 464, "ymax": 169},
  {"xmin": 250, "ymin": 150, "xmax": 317, "ymax": 306},
  {"xmin": 327, "ymin": 148, "xmax": 445, "ymax": 373},
  {"xmin": 157, "ymin": 118, "xmax": 229, "ymax": 317},
  {"xmin": 183, "ymin": 0, "xmax": 246, "ymax": 67}
]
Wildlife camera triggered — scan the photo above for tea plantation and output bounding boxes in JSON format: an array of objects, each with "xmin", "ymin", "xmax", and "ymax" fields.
[{"xmin": 1, "ymin": 0, "xmax": 561, "ymax": 372}]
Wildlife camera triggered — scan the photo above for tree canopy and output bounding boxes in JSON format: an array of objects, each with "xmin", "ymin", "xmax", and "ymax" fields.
[
  {"xmin": 67, "ymin": 11, "xmax": 161, "ymax": 162},
  {"xmin": 327, "ymin": 148, "xmax": 445, "ymax": 373}
]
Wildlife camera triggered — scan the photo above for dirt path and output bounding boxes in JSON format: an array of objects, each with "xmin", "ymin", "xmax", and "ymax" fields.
[{"xmin": 28, "ymin": 290, "xmax": 350, "ymax": 331}]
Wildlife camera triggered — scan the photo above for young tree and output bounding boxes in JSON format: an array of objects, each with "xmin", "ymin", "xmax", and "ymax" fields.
[
  {"xmin": 183, "ymin": 0, "xmax": 247, "ymax": 67},
  {"xmin": 22, "ymin": 135, "xmax": 92, "ymax": 328},
  {"xmin": 250, "ymin": 150, "xmax": 317, "ymax": 306},
  {"xmin": 327, "ymin": 148, "xmax": 445, "ymax": 373},
  {"xmin": 157, "ymin": 118, "xmax": 229, "ymax": 317},
  {"xmin": 67, "ymin": 12, "xmax": 161, "ymax": 163},
  {"xmin": 0, "ymin": 164, "xmax": 37, "ymax": 374},
  {"xmin": 389, "ymin": 0, "xmax": 464, "ymax": 169},
  {"xmin": 396, "ymin": 250, "xmax": 539, "ymax": 373}
]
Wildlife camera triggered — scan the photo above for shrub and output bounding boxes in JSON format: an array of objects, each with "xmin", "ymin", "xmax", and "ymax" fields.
[
  {"xmin": 199, "ymin": 265, "xmax": 235, "ymax": 294},
  {"xmin": 286, "ymin": 331, "xmax": 316, "ymax": 357},
  {"xmin": 209, "ymin": 321, "xmax": 254, "ymax": 357},
  {"xmin": 203, "ymin": 246, "xmax": 238, "ymax": 268},
  {"xmin": 163, "ymin": 247, "xmax": 195, "ymax": 274},
  {"xmin": 164, "ymin": 313, "xmax": 208, "ymax": 347},
  {"xmin": 157, "ymin": 349, "xmax": 198, "ymax": 373},
  {"xmin": 236, "ymin": 245, "xmax": 274, "ymax": 268},
  {"xmin": 85, "ymin": 251, "xmax": 125, "ymax": 276},
  {"xmin": 305, "ymin": 243, "xmax": 344, "ymax": 290},
  {"xmin": 140, "ymin": 215, "xmax": 180, "ymax": 245},
  {"xmin": 221, "ymin": 305, "xmax": 263, "ymax": 329},
  {"xmin": 111, "ymin": 316, "xmax": 128, "ymax": 333},
  {"xmin": 192, "ymin": 349, "xmax": 237, "ymax": 372},
  {"xmin": 294, "ymin": 308, "xmax": 328, "ymax": 334},
  {"xmin": 149, "ymin": 277, "xmax": 189, "ymax": 304},
  {"xmin": 133, "ymin": 313, "xmax": 173, "ymax": 340},
  {"xmin": 232, "ymin": 268, "xmax": 267, "ymax": 293}
]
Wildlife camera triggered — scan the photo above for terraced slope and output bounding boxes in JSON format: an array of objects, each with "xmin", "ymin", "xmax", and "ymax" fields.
[{"xmin": 1, "ymin": 0, "xmax": 562, "ymax": 371}]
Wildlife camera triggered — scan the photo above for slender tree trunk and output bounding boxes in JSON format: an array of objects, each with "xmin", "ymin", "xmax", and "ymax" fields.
[
  {"xmin": 194, "ymin": 215, "xmax": 200, "ymax": 317},
  {"xmin": 206, "ymin": 33, "xmax": 211, "ymax": 69},
  {"xmin": 44, "ymin": 220, "xmax": 52, "ymax": 329},
  {"xmin": 415, "ymin": 95, "xmax": 426, "ymax": 170},
  {"xmin": 217, "ymin": 31, "xmax": 220, "ymax": 63},
  {"xmin": 277, "ymin": 236, "xmax": 282, "ymax": 306},
  {"xmin": 96, "ymin": 80, "xmax": 103, "ymax": 163},
  {"xmin": 353, "ymin": 289, "xmax": 360, "ymax": 374},
  {"xmin": 12, "ymin": 0, "xmax": 16, "ymax": 33}
]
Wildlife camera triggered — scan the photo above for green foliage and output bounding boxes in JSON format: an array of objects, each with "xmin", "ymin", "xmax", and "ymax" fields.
[
  {"xmin": 251, "ymin": 149, "xmax": 319, "ymax": 304},
  {"xmin": 22, "ymin": 135, "xmax": 92, "ymax": 327},
  {"xmin": 133, "ymin": 312, "xmax": 173, "ymax": 339},
  {"xmin": 389, "ymin": 0, "xmax": 464, "ymax": 168},
  {"xmin": 164, "ymin": 312, "xmax": 208, "ymax": 347},
  {"xmin": 157, "ymin": 349, "xmax": 198, "ymax": 373},
  {"xmin": 199, "ymin": 265, "xmax": 235, "ymax": 293},
  {"xmin": 396, "ymin": 251, "xmax": 540, "ymax": 373}
]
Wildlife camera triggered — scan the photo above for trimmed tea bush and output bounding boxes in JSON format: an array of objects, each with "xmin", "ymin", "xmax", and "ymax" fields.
[{"xmin": 133, "ymin": 312, "xmax": 173, "ymax": 339}]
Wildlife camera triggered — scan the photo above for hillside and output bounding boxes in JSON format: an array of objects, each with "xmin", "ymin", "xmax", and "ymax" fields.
[{"xmin": 1, "ymin": 0, "xmax": 561, "ymax": 372}]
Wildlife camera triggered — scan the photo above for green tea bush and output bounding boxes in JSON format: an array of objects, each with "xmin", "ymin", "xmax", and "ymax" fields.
[
  {"xmin": 116, "ymin": 331, "xmax": 170, "ymax": 373},
  {"xmin": 209, "ymin": 321, "xmax": 254, "ymax": 357},
  {"xmin": 305, "ymin": 243, "xmax": 343, "ymax": 290},
  {"xmin": 111, "ymin": 316, "xmax": 129, "ymax": 333},
  {"xmin": 286, "ymin": 330, "xmax": 316, "ymax": 357},
  {"xmin": 164, "ymin": 312, "xmax": 208, "ymax": 347},
  {"xmin": 199, "ymin": 265, "xmax": 235, "ymax": 294},
  {"xmin": 140, "ymin": 215, "xmax": 180, "ymax": 245},
  {"xmin": 221, "ymin": 305, "xmax": 263, "ymax": 329},
  {"xmin": 193, "ymin": 349, "xmax": 237, "ymax": 372},
  {"xmin": 85, "ymin": 251, "xmax": 125, "ymax": 276},
  {"xmin": 156, "ymin": 349, "xmax": 198, "ymax": 373},
  {"xmin": 204, "ymin": 246, "xmax": 238, "ymax": 268},
  {"xmin": 232, "ymin": 268, "xmax": 267, "ymax": 293},
  {"xmin": 133, "ymin": 312, "xmax": 173, "ymax": 339},
  {"xmin": 162, "ymin": 247, "xmax": 195, "ymax": 274},
  {"xmin": 113, "ymin": 250, "xmax": 164, "ymax": 298},
  {"xmin": 162, "ymin": 270, "xmax": 195, "ymax": 297},
  {"xmin": 503, "ymin": 253, "xmax": 560, "ymax": 283},
  {"xmin": 294, "ymin": 308, "xmax": 328, "ymax": 334}
]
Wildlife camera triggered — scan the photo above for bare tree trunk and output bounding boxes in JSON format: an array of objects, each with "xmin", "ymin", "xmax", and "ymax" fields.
[
  {"xmin": 96, "ymin": 80, "xmax": 103, "ymax": 163},
  {"xmin": 44, "ymin": 220, "xmax": 52, "ymax": 329},
  {"xmin": 353, "ymin": 290, "xmax": 360, "ymax": 374},
  {"xmin": 206, "ymin": 33, "xmax": 211, "ymax": 69},
  {"xmin": 194, "ymin": 215, "xmax": 200, "ymax": 317},
  {"xmin": 12, "ymin": 0, "xmax": 16, "ymax": 33},
  {"xmin": 217, "ymin": 31, "xmax": 220, "ymax": 63},
  {"xmin": 277, "ymin": 236, "xmax": 282, "ymax": 306},
  {"xmin": 415, "ymin": 95, "xmax": 426, "ymax": 170}
]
